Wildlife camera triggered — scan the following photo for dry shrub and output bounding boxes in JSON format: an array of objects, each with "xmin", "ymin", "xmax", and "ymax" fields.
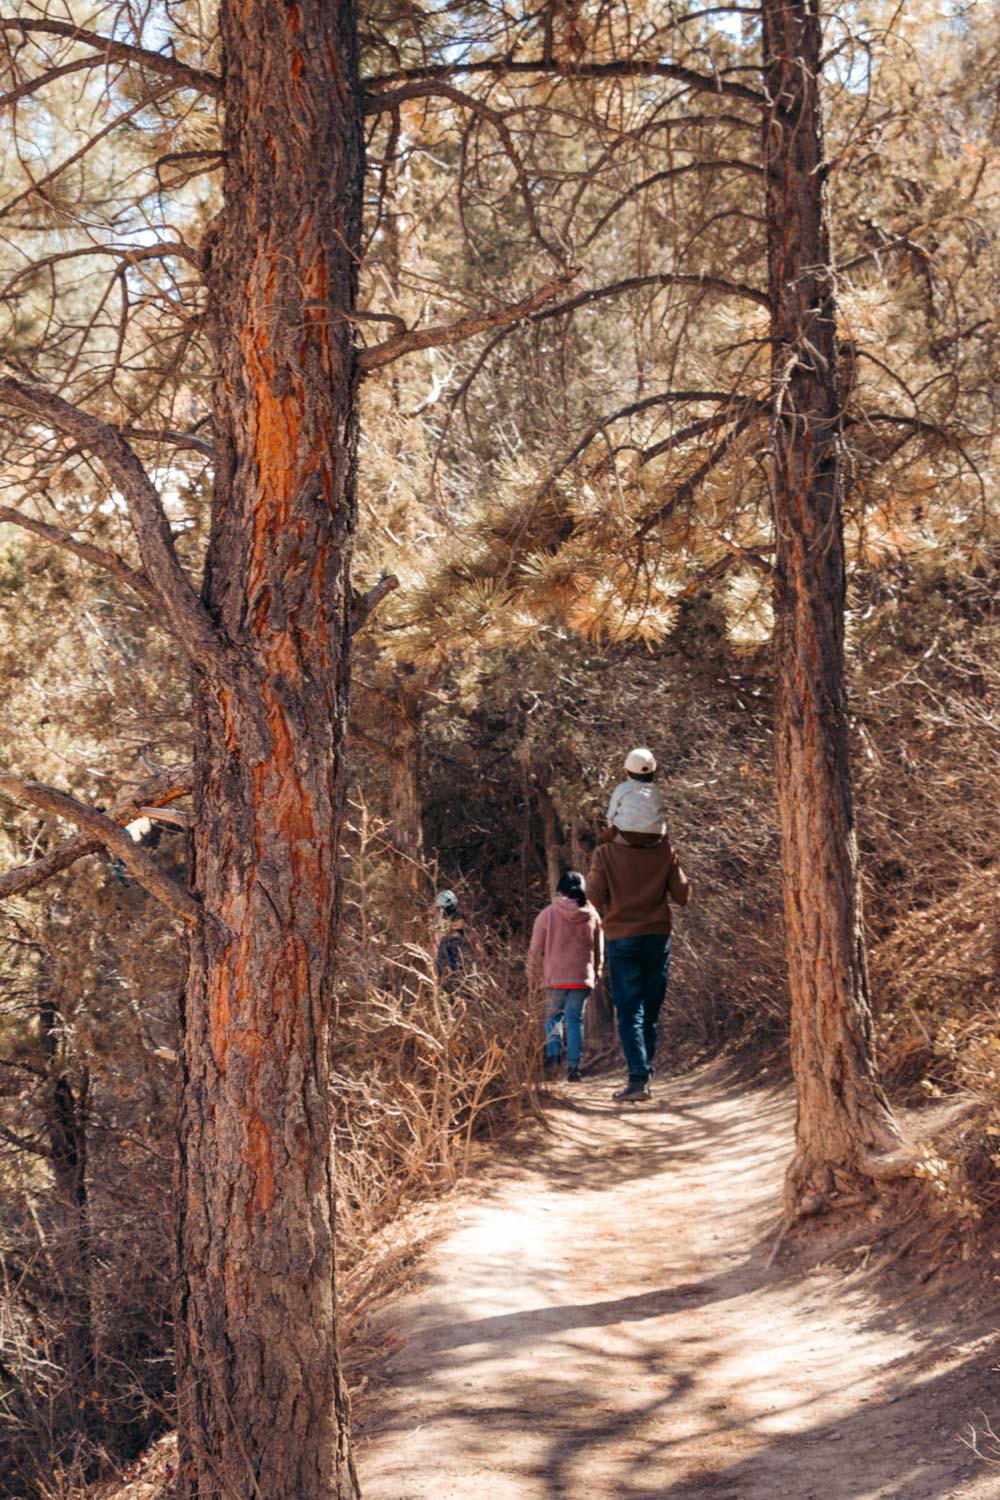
[
  {"xmin": 858, "ymin": 568, "xmax": 1000, "ymax": 1224},
  {"xmin": 0, "ymin": 1158, "xmax": 172, "ymax": 1499},
  {"xmin": 0, "ymin": 798, "xmax": 544, "ymax": 1497},
  {"xmin": 331, "ymin": 798, "xmax": 543, "ymax": 1350}
]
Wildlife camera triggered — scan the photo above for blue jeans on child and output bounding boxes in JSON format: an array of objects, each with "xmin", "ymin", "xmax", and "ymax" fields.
[
  {"xmin": 545, "ymin": 987, "xmax": 589, "ymax": 1069},
  {"xmin": 606, "ymin": 934, "xmax": 671, "ymax": 1082}
]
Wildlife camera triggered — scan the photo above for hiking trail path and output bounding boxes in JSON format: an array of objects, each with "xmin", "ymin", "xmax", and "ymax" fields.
[{"xmin": 356, "ymin": 1064, "xmax": 998, "ymax": 1499}]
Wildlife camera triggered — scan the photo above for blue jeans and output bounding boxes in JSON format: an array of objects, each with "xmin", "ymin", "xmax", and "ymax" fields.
[
  {"xmin": 545, "ymin": 988, "xmax": 589, "ymax": 1069},
  {"xmin": 607, "ymin": 934, "xmax": 671, "ymax": 1082}
]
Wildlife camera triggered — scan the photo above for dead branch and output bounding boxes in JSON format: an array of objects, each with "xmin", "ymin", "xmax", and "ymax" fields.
[
  {"xmin": 0, "ymin": 375, "xmax": 221, "ymax": 665},
  {"xmin": 0, "ymin": 505, "xmax": 160, "ymax": 610},
  {"xmin": 0, "ymin": 242, "xmax": 203, "ymax": 302},
  {"xmin": 122, "ymin": 426, "xmax": 213, "ymax": 456},
  {"xmin": 364, "ymin": 56, "xmax": 765, "ymax": 108},
  {"xmin": 0, "ymin": 772, "xmax": 200, "ymax": 925},
  {"xmin": 356, "ymin": 271, "xmax": 579, "ymax": 372},
  {"xmin": 363, "ymin": 80, "xmax": 564, "ymax": 262},
  {"xmin": 350, "ymin": 573, "xmax": 400, "ymax": 632},
  {"xmin": 529, "ymin": 272, "xmax": 770, "ymax": 320},
  {"xmin": 0, "ymin": 17, "xmax": 222, "ymax": 98},
  {"xmin": 0, "ymin": 765, "xmax": 193, "ymax": 901},
  {"xmin": 583, "ymin": 159, "xmax": 765, "ymax": 247},
  {"xmin": 0, "ymin": 54, "xmax": 96, "ymax": 111}
]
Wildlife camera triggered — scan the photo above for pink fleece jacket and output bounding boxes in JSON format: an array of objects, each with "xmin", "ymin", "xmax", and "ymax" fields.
[{"xmin": 527, "ymin": 895, "xmax": 604, "ymax": 989}]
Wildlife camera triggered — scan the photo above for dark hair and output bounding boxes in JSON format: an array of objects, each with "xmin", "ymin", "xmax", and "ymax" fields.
[
  {"xmin": 556, "ymin": 869, "xmax": 587, "ymax": 907},
  {"xmin": 627, "ymin": 769, "xmax": 655, "ymax": 783}
]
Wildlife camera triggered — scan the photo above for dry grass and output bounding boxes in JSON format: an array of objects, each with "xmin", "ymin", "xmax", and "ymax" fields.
[{"xmin": 332, "ymin": 800, "xmax": 544, "ymax": 1354}]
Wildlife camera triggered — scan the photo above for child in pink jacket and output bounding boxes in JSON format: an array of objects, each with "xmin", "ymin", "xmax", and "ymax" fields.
[{"xmin": 527, "ymin": 870, "xmax": 604, "ymax": 1081}]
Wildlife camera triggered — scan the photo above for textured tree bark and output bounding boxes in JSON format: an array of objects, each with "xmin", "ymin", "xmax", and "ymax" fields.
[
  {"xmin": 536, "ymin": 786, "xmax": 565, "ymax": 897},
  {"xmin": 173, "ymin": 3, "xmax": 362, "ymax": 1496},
  {"xmin": 388, "ymin": 682, "xmax": 425, "ymax": 871},
  {"xmin": 762, "ymin": 0, "xmax": 901, "ymax": 1216}
]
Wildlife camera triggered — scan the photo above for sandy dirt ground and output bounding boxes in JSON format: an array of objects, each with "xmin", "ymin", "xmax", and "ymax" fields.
[{"xmin": 356, "ymin": 1065, "xmax": 1000, "ymax": 1499}]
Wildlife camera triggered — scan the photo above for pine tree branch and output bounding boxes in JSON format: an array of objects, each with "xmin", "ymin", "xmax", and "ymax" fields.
[
  {"xmin": 0, "ymin": 772, "xmax": 200, "ymax": 925},
  {"xmin": 0, "ymin": 375, "xmax": 221, "ymax": 665},
  {"xmin": 0, "ymin": 765, "xmax": 192, "ymax": 901},
  {"xmin": 667, "ymin": 551, "xmax": 742, "ymax": 602},
  {"xmin": 122, "ymin": 426, "xmax": 213, "ymax": 456},
  {"xmin": 1, "ymin": 242, "xmax": 203, "ymax": 302},
  {"xmin": 529, "ymin": 273, "xmax": 770, "ymax": 321},
  {"xmin": 364, "ymin": 56, "xmax": 765, "ymax": 107},
  {"xmin": 635, "ymin": 407, "xmax": 757, "ymax": 539},
  {"xmin": 708, "ymin": 528, "xmax": 774, "ymax": 575},
  {"xmin": 583, "ymin": 160, "xmax": 765, "ymax": 247},
  {"xmin": 0, "ymin": 505, "xmax": 160, "ymax": 609},
  {"xmin": 356, "ymin": 271, "xmax": 579, "ymax": 372},
  {"xmin": 638, "ymin": 408, "xmax": 747, "ymax": 465},
  {"xmin": 0, "ymin": 1057, "xmax": 46, "ymax": 1080},
  {"xmin": 0, "ymin": 54, "xmax": 95, "ymax": 110},
  {"xmin": 0, "ymin": 17, "xmax": 222, "ymax": 98},
  {"xmin": 544, "ymin": 390, "xmax": 743, "ymax": 496},
  {"xmin": 365, "ymin": 79, "xmax": 564, "ymax": 261}
]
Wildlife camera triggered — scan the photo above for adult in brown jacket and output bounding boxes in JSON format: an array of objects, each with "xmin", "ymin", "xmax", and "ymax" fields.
[{"xmin": 586, "ymin": 830, "xmax": 691, "ymax": 1101}]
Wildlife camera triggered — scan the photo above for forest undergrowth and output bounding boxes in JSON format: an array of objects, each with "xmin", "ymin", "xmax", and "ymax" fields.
[{"xmin": 0, "ymin": 554, "xmax": 996, "ymax": 1498}]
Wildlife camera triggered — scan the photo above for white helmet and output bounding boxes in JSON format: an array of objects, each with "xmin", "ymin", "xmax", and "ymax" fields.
[
  {"xmin": 435, "ymin": 889, "xmax": 458, "ymax": 912},
  {"xmin": 624, "ymin": 747, "xmax": 656, "ymax": 774}
]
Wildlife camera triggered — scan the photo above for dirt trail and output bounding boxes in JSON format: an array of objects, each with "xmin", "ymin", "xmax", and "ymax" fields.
[{"xmin": 357, "ymin": 1065, "xmax": 998, "ymax": 1499}]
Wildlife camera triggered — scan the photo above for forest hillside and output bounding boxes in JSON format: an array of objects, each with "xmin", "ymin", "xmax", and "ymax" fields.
[{"xmin": 0, "ymin": 2, "xmax": 997, "ymax": 1496}]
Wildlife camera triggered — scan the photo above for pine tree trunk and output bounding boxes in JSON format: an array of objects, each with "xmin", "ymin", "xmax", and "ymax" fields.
[
  {"xmin": 388, "ymin": 686, "xmax": 425, "ymax": 869},
  {"xmin": 174, "ymin": 3, "xmax": 362, "ymax": 1495},
  {"xmin": 537, "ymin": 787, "xmax": 564, "ymax": 896},
  {"xmin": 762, "ymin": 0, "xmax": 901, "ymax": 1215}
]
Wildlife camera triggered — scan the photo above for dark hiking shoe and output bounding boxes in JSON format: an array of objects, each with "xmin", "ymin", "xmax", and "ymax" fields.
[
  {"xmin": 566, "ymin": 1067, "xmax": 582, "ymax": 1082},
  {"xmin": 613, "ymin": 1080, "xmax": 651, "ymax": 1103}
]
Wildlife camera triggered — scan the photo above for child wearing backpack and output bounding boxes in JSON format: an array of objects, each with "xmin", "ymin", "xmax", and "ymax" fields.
[{"xmin": 527, "ymin": 870, "xmax": 604, "ymax": 1081}]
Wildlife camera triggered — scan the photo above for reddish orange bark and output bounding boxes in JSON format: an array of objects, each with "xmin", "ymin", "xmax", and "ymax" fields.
[
  {"xmin": 174, "ymin": 2, "xmax": 362, "ymax": 1495},
  {"xmin": 762, "ymin": 0, "xmax": 901, "ymax": 1215}
]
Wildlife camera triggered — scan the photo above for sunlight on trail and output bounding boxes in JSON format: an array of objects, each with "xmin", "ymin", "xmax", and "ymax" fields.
[{"xmin": 358, "ymin": 1066, "xmax": 996, "ymax": 1500}]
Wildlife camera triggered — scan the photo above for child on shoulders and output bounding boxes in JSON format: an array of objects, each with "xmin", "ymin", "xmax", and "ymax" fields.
[{"xmin": 603, "ymin": 746, "xmax": 667, "ymax": 840}]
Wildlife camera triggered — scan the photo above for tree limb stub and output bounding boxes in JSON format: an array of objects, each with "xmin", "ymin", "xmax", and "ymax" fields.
[
  {"xmin": 0, "ymin": 376, "xmax": 221, "ymax": 665},
  {"xmin": 0, "ymin": 766, "xmax": 194, "ymax": 904},
  {"xmin": 350, "ymin": 572, "xmax": 400, "ymax": 633},
  {"xmin": 356, "ymin": 271, "xmax": 579, "ymax": 372},
  {"xmin": 0, "ymin": 18, "xmax": 222, "ymax": 98}
]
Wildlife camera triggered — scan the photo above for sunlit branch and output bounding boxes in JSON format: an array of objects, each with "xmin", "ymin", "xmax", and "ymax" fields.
[
  {"xmin": 0, "ymin": 17, "xmax": 222, "ymax": 97},
  {"xmin": 0, "ymin": 772, "xmax": 200, "ymax": 924},
  {"xmin": 0, "ymin": 505, "xmax": 159, "ymax": 608},
  {"xmin": 364, "ymin": 56, "xmax": 765, "ymax": 107},
  {"xmin": 636, "ymin": 408, "xmax": 757, "ymax": 538},
  {"xmin": 0, "ymin": 766, "xmax": 194, "ymax": 900},
  {"xmin": 0, "ymin": 375, "xmax": 220, "ymax": 665},
  {"xmin": 356, "ymin": 271, "xmax": 579, "ymax": 372}
]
